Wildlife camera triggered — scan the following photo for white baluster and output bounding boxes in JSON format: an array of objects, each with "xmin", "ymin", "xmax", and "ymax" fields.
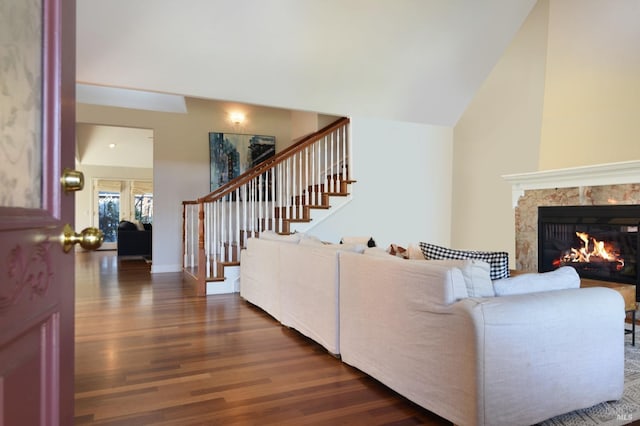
[
  {"xmin": 269, "ymin": 168, "xmax": 276, "ymax": 230},
  {"xmin": 227, "ymin": 196, "xmax": 232, "ymax": 262},
  {"xmin": 183, "ymin": 206, "xmax": 189, "ymax": 268},
  {"xmin": 262, "ymin": 173, "xmax": 269, "ymax": 233},
  {"xmin": 205, "ymin": 203, "xmax": 210, "ymax": 278},
  {"xmin": 310, "ymin": 143, "xmax": 316, "ymax": 206},
  {"xmin": 222, "ymin": 198, "xmax": 227, "ymax": 263},
  {"xmin": 278, "ymin": 163, "xmax": 283, "ymax": 233},
  {"xmin": 298, "ymin": 151, "xmax": 303, "ymax": 214},
  {"xmin": 190, "ymin": 205, "xmax": 196, "ymax": 268},
  {"xmin": 330, "ymin": 131, "xmax": 335, "ymax": 193},
  {"xmin": 257, "ymin": 178, "xmax": 261, "ymax": 236},
  {"xmin": 324, "ymin": 135, "xmax": 329, "ymax": 196},
  {"xmin": 235, "ymin": 188, "xmax": 240, "ymax": 261},
  {"xmin": 292, "ymin": 154, "xmax": 297, "ymax": 219},
  {"xmin": 252, "ymin": 180, "xmax": 256, "ymax": 237},
  {"xmin": 347, "ymin": 123, "xmax": 352, "ymax": 183},
  {"xmin": 213, "ymin": 200, "xmax": 218, "ymax": 272},
  {"xmin": 304, "ymin": 147, "xmax": 309, "ymax": 206},
  {"xmin": 285, "ymin": 158, "xmax": 290, "ymax": 224},
  {"xmin": 342, "ymin": 124, "xmax": 347, "ymax": 181}
]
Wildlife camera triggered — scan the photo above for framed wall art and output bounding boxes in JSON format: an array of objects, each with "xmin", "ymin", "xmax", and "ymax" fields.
[{"xmin": 209, "ymin": 132, "xmax": 276, "ymax": 191}]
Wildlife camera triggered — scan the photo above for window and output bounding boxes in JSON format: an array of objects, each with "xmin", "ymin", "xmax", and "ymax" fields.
[
  {"xmin": 93, "ymin": 179, "xmax": 153, "ymax": 249},
  {"xmin": 98, "ymin": 191, "xmax": 120, "ymax": 243}
]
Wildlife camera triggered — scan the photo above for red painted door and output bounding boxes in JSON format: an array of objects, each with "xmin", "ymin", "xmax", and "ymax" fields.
[{"xmin": 0, "ymin": 0, "xmax": 77, "ymax": 424}]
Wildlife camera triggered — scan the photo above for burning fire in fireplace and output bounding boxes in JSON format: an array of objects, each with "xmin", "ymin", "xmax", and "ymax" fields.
[{"xmin": 553, "ymin": 232, "xmax": 625, "ymax": 271}]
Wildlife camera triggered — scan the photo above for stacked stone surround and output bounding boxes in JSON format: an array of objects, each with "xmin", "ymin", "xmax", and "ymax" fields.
[{"xmin": 515, "ymin": 184, "xmax": 640, "ymax": 272}]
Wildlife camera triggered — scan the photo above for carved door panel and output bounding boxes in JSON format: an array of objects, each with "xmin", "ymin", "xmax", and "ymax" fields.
[{"xmin": 0, "ymin": 0, "xmax": 76, "ymax": 424}]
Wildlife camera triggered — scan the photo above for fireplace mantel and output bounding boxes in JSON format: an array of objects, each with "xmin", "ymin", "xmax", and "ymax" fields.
[{"xmin": 502, "ymin": 160, "xmax": 640, "ymax": 207}]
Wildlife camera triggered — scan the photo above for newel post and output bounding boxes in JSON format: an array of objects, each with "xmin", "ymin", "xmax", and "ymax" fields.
[{"xmin": 197, "ymin": 201, "xmax": 206, "ymax": 296}]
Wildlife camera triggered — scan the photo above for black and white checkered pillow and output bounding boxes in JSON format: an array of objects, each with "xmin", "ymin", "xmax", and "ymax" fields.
[{"xmin": 418, "ymin": 242, "xmax": 510, "ymax": 280}]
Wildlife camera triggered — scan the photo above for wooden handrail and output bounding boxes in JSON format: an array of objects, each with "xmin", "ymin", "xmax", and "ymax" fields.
[
  {"xmin": 182, "ymin": 117, "xmax": 349, "ymax": 205},
  {"xmin": 182, "ymin": 116, "xmax": 353, "ymax": 291}
]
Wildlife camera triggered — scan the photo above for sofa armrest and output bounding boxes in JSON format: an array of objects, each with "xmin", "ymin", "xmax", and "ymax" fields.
[
  {"xmin": 466, "ymin": 286, "xmax": 624, "ymax": 425},
  {"xmin": 239, "ymin": 237, "xmax": 283, "ymax": 321},
  {"xmin": 339, "ymin": 251, "xmax": 477, "ymax": 424},
  {"xmin": 339, "ymin": 250, "xmax": 625, "ymax": 426}
]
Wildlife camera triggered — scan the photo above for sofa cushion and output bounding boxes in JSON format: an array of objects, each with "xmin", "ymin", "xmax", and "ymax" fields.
[
  {"xmin": 427, "ymin": 259, "xmax": 494, "ymax": 297},
  {"xmin": 298, "ymin": 234, "xmax": 325, "ymax": 246},
  {"xmin": 341, "ymin": 236, "xmax": 376, "ymax": 247},
  {"xmin": 334, "ymin": 243, "xmax": 367, "ymax": 253},
  {"xmin": 492, "ymin": 266, "xmax": 580, "ymax": 296},
  {"xmin": 259, "ymin": 230, "xmax": 302, "ymax": 243},
  {"xmin": 419, "ymin": 242, "xmax": 509, "ymax": 280},
  {"xmin": 365, "ymin": 247, "xmax": 397, "ymax": 257}
]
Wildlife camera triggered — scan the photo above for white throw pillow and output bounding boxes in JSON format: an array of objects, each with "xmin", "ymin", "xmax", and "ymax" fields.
[
  {"xmin": 427, "ymin": 259, "xmax": 494, "ymax": 297},
  {"xmin": 492, "ymin": 266, "xmax": 580, "ymax": 296}
]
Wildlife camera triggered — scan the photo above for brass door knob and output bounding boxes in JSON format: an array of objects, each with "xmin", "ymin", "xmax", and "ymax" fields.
[
  {"xmin": 60, "ymin": 168, "xmax": 84, "ymax": 192},
  {"xmin": 61, "ymin": 224, "xmax": 104, "ymax": 252}
]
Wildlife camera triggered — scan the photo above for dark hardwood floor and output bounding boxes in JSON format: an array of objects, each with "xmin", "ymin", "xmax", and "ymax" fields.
[{"xmin": 74, "ymin": 251, "xmax": 452, "ymax": 425}]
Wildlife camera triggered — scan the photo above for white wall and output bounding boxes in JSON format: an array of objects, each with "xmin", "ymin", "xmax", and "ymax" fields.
[
  {"xmin": 538, "ymin": 0, "xmax": 640, "ymax": 170},
  {"xmin": 311, "ymin": 117, "xmax": 453, "ymax": 248},
  {"xmin": 452, "ymin": 0, "xmax": 548, "ymax": 265}
]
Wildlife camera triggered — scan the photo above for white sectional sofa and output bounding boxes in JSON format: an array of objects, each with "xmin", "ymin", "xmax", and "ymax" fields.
[
  {"xmin": 338, "ymin": 251, "xmax": 624, "ymax": 426},
  {"xmin": 240, "ymin": 232, "xmax": 362, "ymax": 355},
  {"xmin": 239, "ymin": 234, "xmax": 625, "ymax": 426}
]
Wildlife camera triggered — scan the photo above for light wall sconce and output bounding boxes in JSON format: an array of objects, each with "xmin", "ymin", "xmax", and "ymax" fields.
[{"xmin": 229, "ymin": 112, "xmax": 245, "ymax": 125}]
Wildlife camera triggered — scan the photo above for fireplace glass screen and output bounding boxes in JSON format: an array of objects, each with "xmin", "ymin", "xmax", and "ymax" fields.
[{"xmin": 538, "ymin": 206, "xmax": 640, "ymax": 290}]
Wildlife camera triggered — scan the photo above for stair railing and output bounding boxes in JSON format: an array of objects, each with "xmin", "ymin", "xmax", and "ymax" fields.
[{"xmin": 182, "ymin": 117, "xmax": 351, "ymax": 295}]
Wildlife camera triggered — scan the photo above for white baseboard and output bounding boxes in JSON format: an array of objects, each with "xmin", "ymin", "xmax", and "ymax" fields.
[{"xmin": 150, "ymin": 263, "xmax": 182, "ymax": 274}]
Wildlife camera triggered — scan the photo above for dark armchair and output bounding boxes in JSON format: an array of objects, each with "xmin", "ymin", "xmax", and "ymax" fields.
[{"xmin": 117, "ymin": 220, "xmax": 152, "ymax": 257}]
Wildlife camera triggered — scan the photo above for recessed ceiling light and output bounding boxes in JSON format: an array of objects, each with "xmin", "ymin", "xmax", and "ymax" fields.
[{"xmin": 108, "ymin": 143, "xmax": 116, "ymax": 149}]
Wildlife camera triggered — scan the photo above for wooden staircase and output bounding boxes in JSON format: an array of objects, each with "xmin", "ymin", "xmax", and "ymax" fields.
[{"xmin": 182, "ymin": 118, "xmax": 353, "ymax": 296}]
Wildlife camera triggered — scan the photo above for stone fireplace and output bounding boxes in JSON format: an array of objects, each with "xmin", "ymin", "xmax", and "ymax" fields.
[{"xmin": 503, "ymin": 160, "xmax": 640, "ymax": 298}]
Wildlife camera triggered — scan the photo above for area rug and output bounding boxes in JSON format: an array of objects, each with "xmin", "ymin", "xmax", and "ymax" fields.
[{"xmin": 537, "ymin": 329, "xmax": 640, "ymax": 426}]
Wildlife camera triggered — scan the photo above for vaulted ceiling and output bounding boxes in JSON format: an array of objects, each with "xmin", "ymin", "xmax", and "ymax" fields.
[{"xmin": 76, "ymin": 0, "xmax": 537, "ymax": 127}]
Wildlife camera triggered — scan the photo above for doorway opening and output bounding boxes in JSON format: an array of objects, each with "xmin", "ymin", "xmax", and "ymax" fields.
[{"xmin": 94, "ymin": 179, "xmax": 153, "ymax": 250}]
